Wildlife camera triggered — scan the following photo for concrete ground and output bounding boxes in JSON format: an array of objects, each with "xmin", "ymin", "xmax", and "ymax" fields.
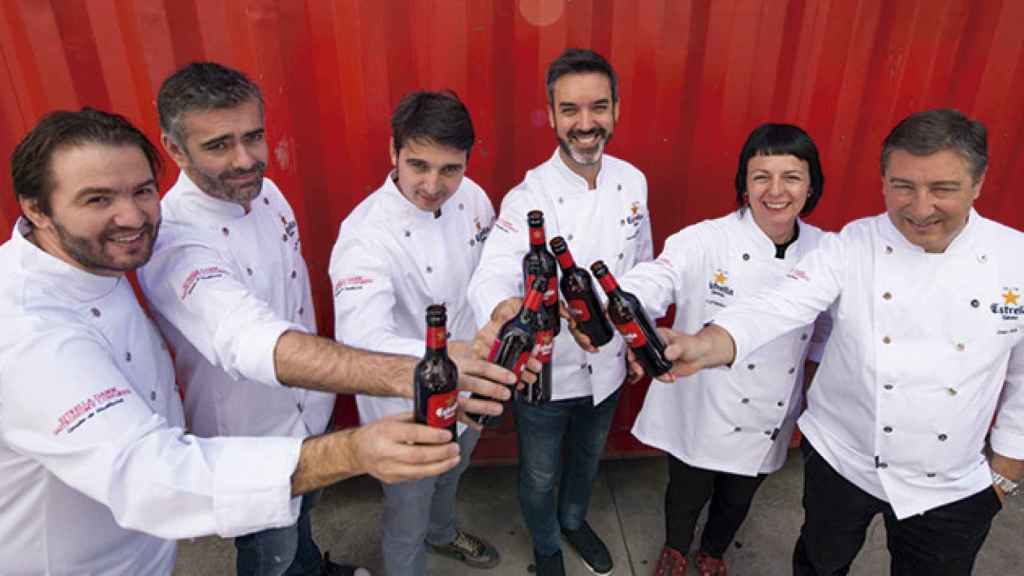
[{"xmin": 174, "ymin": 451, "xmax": 1023, "ymax": 575}]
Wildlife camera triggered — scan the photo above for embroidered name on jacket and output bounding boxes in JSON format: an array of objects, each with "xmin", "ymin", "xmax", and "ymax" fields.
[
  {"xmin": 334, "ymin": 275, "xmax": 375, "ymax": 296},
  {"xmin": 53, "ymin": 386, "xmax": 133, "ymax": 435},
  {"xmin": 180, "ymin": 266, "xmax": 229, "ymax": 300}
]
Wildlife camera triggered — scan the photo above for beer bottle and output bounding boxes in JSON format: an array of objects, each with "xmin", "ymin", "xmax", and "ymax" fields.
[
  {"xmin": 519, "ymin": 298, "xmax": 553, "ymax": 405},
  {"xmin": 414, "ymin": 304, "xmax": 459, "ymax": 436},
  {"xmin": 549, "ymin": 236, "xmax": 614, "ymax": 347},
  {"xmin": 470, "ymin": 277, "xmax": 547, "ymax": 427},
  {"xmin": 522, "ymin": 210, "xmax": 560, "ymax": 336},
  {"xmin": 590, "ymin": 261, "xmax": 673, "ymax": 378}
]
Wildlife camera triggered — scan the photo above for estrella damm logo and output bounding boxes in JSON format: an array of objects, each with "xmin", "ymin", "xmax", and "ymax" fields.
[
  {"xmin": 991, "ymin": 287, "xmax": 1023, "ymax": 320},
  {"xmin": 708, "ymin": 269, "xmax": 734, "ymax": 297},
  {"xmin": 626, "ymin": 201, "xmax": 645, "ymax": 226},
  {"xmin": 473, "ymin": 216, "xmax": 492, "ymax": 244}
]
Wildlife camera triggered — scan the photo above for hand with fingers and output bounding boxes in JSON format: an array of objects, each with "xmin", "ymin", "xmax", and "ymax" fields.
[
  {"xmin": 350, "ymin": 412, "xmax": 462, "ymax": 484},
  {"xmin": 448, "ymin": 339, "xmax": 521, "ymax": 430},
  {"xmin": 624, "ymin": 347, "xmax": 645, "ymax": 383},
  {"xmin": 657, "ymin": 325, "xmax": 736, "ymax": 381}
]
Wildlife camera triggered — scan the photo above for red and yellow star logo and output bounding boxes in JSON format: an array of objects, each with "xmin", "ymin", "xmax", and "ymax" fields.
[
  {"xmin": 630, "ymin": 201, "xmax": 640, "ymax": 216},
  {"xmin": 713, "ymin": 270, "xmax": 728, "ymax": 285},
  {"xmin": 1004, "ymin": 289, "xmax": 1020, "ymax": 306}
]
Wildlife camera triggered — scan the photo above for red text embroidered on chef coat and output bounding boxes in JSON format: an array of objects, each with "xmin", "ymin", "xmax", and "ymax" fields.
[
  {"xmin": 334, "ymin": 275, "xmax": 375, "ymax": 296},
  {"xmin": 52, "ymin": 386, "xmax": 133, "ymax": 435},
  {"xmin": 494, "ymin": 217, "xmax": 518, "ymax": 234},
  {"xmin": 180, "ymin": 266, "xmax": 230, "ymax": 300}
]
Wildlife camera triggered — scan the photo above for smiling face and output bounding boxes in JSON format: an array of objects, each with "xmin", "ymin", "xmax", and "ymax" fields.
[
  {"xmin": 548, "ymin": 72, "xmax": 619, "ymax": 179},
  {"xmin": 744, "ymin": 154, "xmax": 811, "ymax": 244},
  {"xmin": 391, "ymin": 138, "xmax": 468, "ymax": 213},
  {"xmin": 883, "ymin": 148, "xmax": 982, "ymax": 253},
  {"xmin": 22, "ymin": 143, "xmax": 161, "ymax": 276},
  {"xmin": 162, "ymin": 98, "xmax": 268, "ymax": 210}
]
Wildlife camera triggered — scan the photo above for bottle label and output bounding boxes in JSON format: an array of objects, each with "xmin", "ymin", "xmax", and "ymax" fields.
[
  {"xmin": 426, "ymin": 326, "xmax": 447, "ymax": 350},
  {"xmin": 567, "ymin": 298, "xmax": 591, "ymax": 322},
  {"xmin": 427, "ymin": 390, "xmax": 458, "ymax": 429},
  {"xmin": 616, "ymin": 320, "xmax": 648, "ymax": 348},
  {"xmin": 544, "ymin": 277, "xmax": 558, "ymax": 305},
  {"xmin": 535, "ymin": 330, "xmax": 554, "ymax": 363}
]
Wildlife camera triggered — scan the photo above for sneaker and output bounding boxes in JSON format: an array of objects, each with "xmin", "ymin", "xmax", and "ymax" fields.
[
  {"xmin": 428, "ymin": 527, "xmax": 501, "ymax": 569},
  {"xmin": 561, "ymin": 522, "xmax": 613, "ymax": 575},
  {"xmin": 653, "ymin": 546, "xmax": 687, "ymax": 576},
  {"xmin": 321, "ymin": 552, "xmax": 371, "ymax": 576},
  {"xmin": 535, "ymin": 550, "xmax": 567, "ymax": 576},
  {"xmin": 696, "ymin": 551, "xmax": 728, "ymax": 576}
]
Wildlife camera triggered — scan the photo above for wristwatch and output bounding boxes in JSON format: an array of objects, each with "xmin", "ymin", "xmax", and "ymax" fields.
[{"xmin": 992, "ymin": 471, "xmax": 1019, "ymax": 496}]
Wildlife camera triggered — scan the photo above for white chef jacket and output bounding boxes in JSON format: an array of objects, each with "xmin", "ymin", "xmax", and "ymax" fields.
[
  {"xmin": 467, "ymin": 149, "xmax": 653, "ymax": 404},
  {"xmin": 0, "ymin": 220, "xmax": 302, "ymax": 576},
  {"xmin": 329, "ymin": 173, "xmax": 494, "ymax": 433},
  {"xmin": 139, "ymin": 172, "xmax": 335, "ymax": 440},
  {"xmin": 713, "ymin": 210, "xmax": 1024, "ymax": 518},
  {"xmin": 622, "ymin": 211, "xmax": 830, "ymax": 476}
]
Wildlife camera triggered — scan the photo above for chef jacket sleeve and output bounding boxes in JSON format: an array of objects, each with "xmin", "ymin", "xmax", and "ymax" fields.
[
  {"xmin": 713, "ymin": 232, "xmax": 844, "ymax": 366},
  {"xmin": 467, "ymin": 187, "xmax": 532, "ymax": 329},
  {"xmin": 329, "ymin": 237, "xmax": 424, "ymax": 358},
  {"xmin": 0, "ymin": 328, "xmax": 302, "ymax": 539},
  {"xmin": 990, "ymin": 337, "xmax": 1024, "ymax": 459},
  {"xmin": 636, "ymin": 174, "xmax": 655, "ymax": 264},
  {"xmin": 619, "ymin": 226, "xmax": 699, "ymax": 319},
  {"xmin": 139, "ymin": 239, "xmax": 302, "ymax": 388}
]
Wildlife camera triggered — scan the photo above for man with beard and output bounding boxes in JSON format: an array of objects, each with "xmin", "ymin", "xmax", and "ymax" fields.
[
  {"xmin": 138, "ymin": 62, "xmax": 514, "ymax": 576},
  {"xmin": 468, "ymin": 48, "xmax": 653, "ymax": 576},
  {"xmin": 0, "ymin": 108, "xmax": 469, "ymax": 575}
]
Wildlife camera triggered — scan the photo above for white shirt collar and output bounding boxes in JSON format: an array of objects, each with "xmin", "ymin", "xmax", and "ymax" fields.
[
  {"xmin": 12, "ymin": 218, "xmax": 121, "ymax": 302},
  {"xmin": 548, "ymin": 148, "xmax": 608, "ymax": 191},
  {"xmin": 381, "ymin": 171, "xmax": 450, "ymax": 223},
  {"xmin": 171, "ymin": 170, "xmax": 250, "ymax": 222},
  {"xmin": 879, "ymin": 207, "xmax": 980, "ymax": 255}
]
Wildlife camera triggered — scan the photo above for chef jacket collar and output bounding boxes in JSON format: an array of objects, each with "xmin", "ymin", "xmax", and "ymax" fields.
[
  {"xmin": 549, "ymin": 148, "xmax": 610, "ymax": 192},
  {"xmin": 880, "ymin": 207, "xmax": 980, "ymax": 256},
  {"xmin": 172, "ymin": 170, "xmax": 250, "ymax": 223},
  {"xmin": 13, "ymin": 218, "xmax": 122, "ymax": 302},
  {"xmin": 381, "ymin": 171, "xmax": 450, "ymax": 223},
  {"xmin": 737, "ymin": 208, "xmax": 805, "ymax": 261}
]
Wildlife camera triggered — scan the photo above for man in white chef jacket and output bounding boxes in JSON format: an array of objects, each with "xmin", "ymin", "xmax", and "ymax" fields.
[
  {"xmin": 0, "ymin": 108, "xmax": 468, "ymax": 576},
  {"xmin": 468, "ymin": 48, "xmax": 653, "ymax": 576},
  {"xmin": 330, "ymin": 91, "xmax": 500, "ymax": 575},
  {"xmin": 139, "ymin": 63, "xmax": 514, "ymax": 576},
  {"xmin": 659, "ymin": 109, "xmax": 1024, "ymax": 575}
]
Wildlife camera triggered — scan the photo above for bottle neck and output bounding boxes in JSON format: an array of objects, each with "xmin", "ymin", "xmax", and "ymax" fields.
[
  {"xmin": 425, "ymin": 325, "xmax": 448, "ymax": 352},
  {"xmin": 554, "ymin": 250, "xmax": 575, "ymax": 270},
  {"xmin": 596, "ymin": 272, "xmax": 618, "ymax": 294},
  {"xmin": 528, "ymin": 225, "xmax": 546, "ymax": 248}
]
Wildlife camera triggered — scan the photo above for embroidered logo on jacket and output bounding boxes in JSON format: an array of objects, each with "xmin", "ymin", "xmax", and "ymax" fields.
[
  {"xmin": 53, "ymin": 386, "xmax": 133, "ymax": 435},
  {"xmin": 626, "ymin": 201, "xmax": 645, "ymax": 227},
  {"xmin": 992, "ymin": 288, "xmax": 1023, "ymax": 320},
  {"xmin": 494, "ymin": 217, "xmax": 518, "ymax": 234},
  {"xmin": 474, "ymin": 217, "xmax": 493, "ymax": 244},
  {"xmin": 788, "ymin": 268, "xmax": 811, "ymax": 282},
  {"xmin": 334, "ymin": 275, "xmax": 375, "ymax": 297},
  {"xmin": 709, "ymin": 269, "xmax": 734, "ymax": 297},
  {"xmin": 280, "ymin": 213, "xmax": 300, "ymax": 252},
  {"xmin": 180, "ymin": 266, "xmax": 229, "ymax": 300}
]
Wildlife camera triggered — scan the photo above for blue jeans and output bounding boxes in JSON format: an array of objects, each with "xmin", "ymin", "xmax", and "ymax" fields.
[
  {"xmin": 514, "ymin": 389, "xmax": 621, "ymax": 558},
  {"xmin": 235, "ymin": 490, "xmax": 323, "ymax": 576}
]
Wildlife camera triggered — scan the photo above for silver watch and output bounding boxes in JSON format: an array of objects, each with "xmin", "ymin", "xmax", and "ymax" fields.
[{"xmin": 992, "ymin": 471, "xmax": 1019, "ymax": 496}]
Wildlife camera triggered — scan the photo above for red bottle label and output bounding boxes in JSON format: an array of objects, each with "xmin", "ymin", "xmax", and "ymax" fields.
[
  {"xmin": 567, "ymin": 299, "xmax": 591, "ymax": 321},
  {"xmin": 535, "ymin": 330, "xmax": 554, "ymax": 363},
  {"xmin": 427, "ymin": 390, "xmax": 458, "ymax": 429},
  {"xmin": 617, "ymin": 320, "xmax": 648, "ymax": 348},
  {"xmin": 529, "ymin": 226, "xmax": 545, "ymax": 245},
  {"xmin": 426, "ymin": 326, "xmax": 446, "ymax": 350},
  {"xmin": 487, "ymin": 338, "xmax": 502, "ymax": 362},
  {"xmin": 545, "ymin": 277, "xmax": 558, "ymax": 305}
]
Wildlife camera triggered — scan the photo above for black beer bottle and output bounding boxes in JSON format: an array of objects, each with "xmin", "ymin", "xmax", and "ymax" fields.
[
  {"xmin": 414, "ymin": 304, "xmax": 459, "ymax": 437},
  {"xmin": 469, "ymin": 278, "xmax": 546, "ymax": 427},
  {"xmin": 591, "ymin": 261, "xmax": 673, "ymax": 378},
  {"xmin": 522, "ymin": 210, "xmax": 560, "ymax": 337},
  {"xmin": 550, "ymin": 236, "xmax": 614, "ymax": 347},
  {"xmin": 519, "ymin": 297, "xmax": 553, "ymax": 405}
]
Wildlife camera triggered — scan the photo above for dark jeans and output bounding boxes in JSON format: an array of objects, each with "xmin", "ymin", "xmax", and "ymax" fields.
[
  {"xmin": 794, "ymin": 440, "xmax": 1002, "ymax": 576},
  {"xmin": 514, "ymin": 388, "xmax": 621, "ymax": 558},
  {"xmin": 664, "ymin": 455, "xmax": 767, "ymax": 557},
  {"xmin": 235, "ymin": 490, "xmax": 323, "ymax": 576}
]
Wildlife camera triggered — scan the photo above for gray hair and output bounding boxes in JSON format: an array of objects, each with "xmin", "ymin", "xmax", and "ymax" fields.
[
  {"xmin": 881, "ymin": 108, "xmax": 987, "ymax": 183},
  {"xmin": 157, "ymin": 62, "xmax": 263, "ymax": 144}
]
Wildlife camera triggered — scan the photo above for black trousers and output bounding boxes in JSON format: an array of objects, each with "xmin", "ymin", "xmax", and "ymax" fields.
[
  {"xmin": 664, "ymin": 455, "xmax": 767, "ymax": 557},
  {"xmin": 793, "ymin": 440, "xmax": 1002, "ymax": 576}
]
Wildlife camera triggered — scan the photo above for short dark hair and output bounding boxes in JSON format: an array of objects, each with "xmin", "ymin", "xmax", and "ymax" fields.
[
  {"xmin": 546, "ymin": 48, "xmax": 619, "ymax": 105},
  {"xmin": 391, "ymin": 90, "xmax": 475, "ymax": 156},
  {"xmin": 881, "ymin": 108, "xmax": 987, "ymax": 183},
  {"xmin": 735, "ymin": 123, "xmax": 825, "ymax": 216},
  {"xmin": 11, "ymin": 108, "xmax": 162, "ymax": 219},
  {"xmin": 157, "ymin": 61, "xmax": 263, "ymax": 144}
]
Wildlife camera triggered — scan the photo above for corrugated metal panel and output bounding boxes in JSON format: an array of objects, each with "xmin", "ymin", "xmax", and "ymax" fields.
[{"xmin": 3, "ymin": 0, "xmax": 1023, "ymax": 460}]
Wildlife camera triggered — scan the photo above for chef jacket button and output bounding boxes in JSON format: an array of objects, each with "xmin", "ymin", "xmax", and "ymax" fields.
[
  {"xmin": 617, "ymin": 184, "xmax": 622, "ymax": 191},
  {"xmin": 246, "ymin": 267, "xmax": 253, "ymax": 276},
  {"xmin": 150, "ymin": 391, "xmax": 157, "ymax": 401},
  {"xmin": 878, "ymin": 462, "xmax": 888, "ymax": 469},
  {"xmin": 404, "ymin": 230, "xmax": 411, "ymax": 238},
  {"xmin": 978, "ymin": 254, "xmax": 987, "ymax": 263},
  {"xmin": 297, "ymin": 403, "xmax": 304, "ymax": 412},
  {"xmin": 291, "ymin": 270, "xmax": 297, "ymax": 279},
  {"xmin": 620, "ymin": 219, "xmax": 626, "ymax": 226},
  {"xmin": 947, "ymin": 387, "xmax": 958, "ymax": 396},
  {"xmin": 90, "ymin": 307, "xmax": 101, "ymax": 317},
  {"xmin": 883, "ymin": 336, "xmax": 891, "ymax": 344},
  {"xmin": 281, "ymin": 234, "xmax": 287, "ymax": 242},
  {"xmin": 458, "ymin": 203, "xmax": 464, "ymax": 210},
  {"xmin": 938, "ymin": 434, "xmax": 948, "ymax": 441},
  {"xmin": 470, "ymin": 239, "xmax": 476, "ymax": 246},
  {"xmin": 617, "ymin": 253, "xmax": 624, "ymax": 260},
  {"xmin": 926, "ymin": 472, "xmax": 936, "ymax": 478},
  {"xmin": 557, "ymin": 197, "xmax": 564, "ymax": 204},
  {"xmin": 734, "ymin": 426, "xmax": 742, "ymax": 432},
  {"xmin": 580, "ymin": 363, "xmax": 588, "ymax": 370},
  {"xmin": 883, "ymin": 291, "xmax": 892, "ymax": 300},
  {"xmin": 426, "ymin": 266, "xmax": 433, "ymax": 273},
  {"xmin": 884, "ymin": 384, "xmax": 894, "ymax": 390},
  {"xmin": 971, "ymin": 299, "xmax": 980, "ymax": 308},
  {"xmin": 588, "ymin": 365, "xmax": 594, "ymax": 375},
  {"xmin": 125, "ymin": 352, "xmax": 132, "ymax": 362},
  {"xmin": 298, "ymin": 307, "xmax": 304, "ymax": 316},
  {"xmin": 800, "ymin": 333, "xmax": 808, "ymax": 341},
  {"xmin": 747, "ymin": 363, "xmax": 755, "ymax": 370},
  {"xmin": 222, "ymin": 227, "xmax": 230, "ymax": 236},
  {"xmin": 885, "ymin": 245, "xmax": 893, "ymax": 254},
  {"xmin": 742, "ymin": 253, "xmax": 750, "ymax": 261},
  {"xmin": 955, "ymin": 342, "xmax": 965, "ymax": 351},
  {"xmin": 263, "ymin": 197, "xmax": 269, "ymax": 205},
  {"xmin": 883, "ymin": 426, "xmax": 893, "ymax": 433},
  {"xmin": 567, "ymin": 234, "xmax": 574, "ymax": 241},
  {"xmin": 741, "ymin": 398, "xmax": 750, "ymax": 404},
  {"xmin": 777, "ymin": 401, "xmax": 785, "ymax": 407},
  {"xmin": 763, "ymin": 430, "xmax": 772, "ymax": 436},
  {"xmin": 788, "ymin": 367, "xmax": 796, "ymax": 374}
]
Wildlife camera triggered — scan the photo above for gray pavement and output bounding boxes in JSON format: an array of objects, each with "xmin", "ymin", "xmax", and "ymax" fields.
[{"xmin": 174, "ymin": 451, "xmax": 1023, "ymax": 575}]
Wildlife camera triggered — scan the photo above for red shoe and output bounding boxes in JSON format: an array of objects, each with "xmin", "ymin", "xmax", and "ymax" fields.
[
  {"xmin": 696, "ymin": 551, "xmax": 728, "ymax": 576},
  {"xmin": 653, "ymin": 546, "xmax": 687, "ymax": 576}
]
